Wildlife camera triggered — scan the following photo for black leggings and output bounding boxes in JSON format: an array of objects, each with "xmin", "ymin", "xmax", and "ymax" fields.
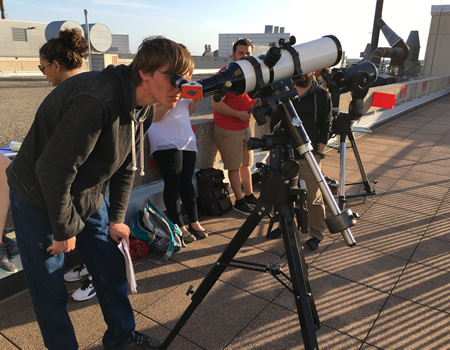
[{"xmin": 152, "ymin": 149, "xmax": 198, "ymax": 227}]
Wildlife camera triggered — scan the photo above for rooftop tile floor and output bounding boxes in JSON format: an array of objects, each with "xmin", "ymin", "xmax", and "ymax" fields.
[{"xmin": 1, "ymin": 94, "xmax": 450, "ymax": 349}]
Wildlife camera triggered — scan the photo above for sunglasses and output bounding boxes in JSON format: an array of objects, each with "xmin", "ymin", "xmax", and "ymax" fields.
[
  {"xmin": 156, "ymin": 68, "xmax": 188, "ymax": 88},
  {"xmin": 156, "ymin": 68, "xmax": 172, "ymax": 79},
  {"xmin": 38, "ymin": 62, "xmax": 51, "ymax": 73}
]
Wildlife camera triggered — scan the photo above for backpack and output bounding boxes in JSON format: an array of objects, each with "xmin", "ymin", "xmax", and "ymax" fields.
[
  {"xmin": 130, "ymin": 199, "xmax": 183, "ymax": 264},
  {"xmin": 196, "ymin": 168, "xmax": 232, "ymax": 216},
  {"xmin": 128, "ymin": 236, "xmax": 151, "ymax": 261}
]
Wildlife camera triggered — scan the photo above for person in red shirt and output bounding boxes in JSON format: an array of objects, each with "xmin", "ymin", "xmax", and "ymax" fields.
[{"xmin": 212, "ymin": 39, "xmax": 258, "ymax": 215}]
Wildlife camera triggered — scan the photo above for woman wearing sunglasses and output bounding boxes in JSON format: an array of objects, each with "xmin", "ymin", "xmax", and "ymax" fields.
[{"xmin": 38, "ymin": 28, "xmax": 88, "ymax": 86}]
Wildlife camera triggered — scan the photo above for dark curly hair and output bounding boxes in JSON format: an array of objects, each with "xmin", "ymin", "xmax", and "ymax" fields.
[{"xmin": 39, "ymin": 28, "xmax": 89, "ymax": 70}]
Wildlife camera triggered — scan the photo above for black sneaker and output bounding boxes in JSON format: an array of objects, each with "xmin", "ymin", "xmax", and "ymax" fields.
[
  {"xmin": 120, "ymin": 330, "xmax": 162, "ymax": 349},
  {"xmin": 244, "ymin": 193, "xmax": 258, "ymax": 206},
  {"xmin": 305, "ymin": 237, "xmax": 321, "ymax": 250},
  {"xmin": 233, "ymin": 198, "xmax": 253, "ymax": 215},
  {"xmin": 3, "ymin": 235, "xmax": 19, "ymax": 258},
  {"xmin": 266, "ymin": 227, "xmax": 283, "ymax": 240},
  {"xmin": 0, "ymin": 243, "xmax": 18, "ymax": 273}
]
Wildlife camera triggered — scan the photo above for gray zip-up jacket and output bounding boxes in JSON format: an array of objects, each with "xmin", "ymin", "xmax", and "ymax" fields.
[{"xmin": 7, "ymin": 64, "xmax": 154, "ymax": 241}]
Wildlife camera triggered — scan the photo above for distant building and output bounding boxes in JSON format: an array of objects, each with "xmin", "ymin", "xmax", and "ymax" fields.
[
  {"xmin": 422, "ymin": 5, "xmax": 450, "ymax": 77},
  {"xmin": 0, "ymin": 19, "xmax": 129, "ymax": 57},
  {"xmin": 0, "ymin": 19, "xmax": 47, "ymax": 57},
  {"xmin": 105, "ymin": 34, "xmax": 130, "ymax": 54},
  {"xmin": 202, "ymin": 44, "xmax": 213, "ymax": 57},
  {"xmin": 218, "ymin": 25, "xmax": 290, "ymax": 57}
]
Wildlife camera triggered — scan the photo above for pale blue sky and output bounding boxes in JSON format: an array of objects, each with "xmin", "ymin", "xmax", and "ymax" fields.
[{"xmin": 3, "ymin": 0, "xmax": 444, "ymax": 59}]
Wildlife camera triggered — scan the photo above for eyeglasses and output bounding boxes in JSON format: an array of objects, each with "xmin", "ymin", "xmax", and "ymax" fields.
[
  {"xmin": 156, "ymin": 68, "xmax": 188, "ymax": 86},
  {"xmin": 156, "ymin": 68, "xmax": 171, "ymax": 79},
  {"xmin": 38, "ymin": 62, "xmax": 51, "ymax": 73}
]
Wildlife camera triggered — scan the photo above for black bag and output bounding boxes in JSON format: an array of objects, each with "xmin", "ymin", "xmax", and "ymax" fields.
[
  {"xmin": 196, "ymin": 167, "xmax": 225, "ymax": 188},
  {"xmin": 196, "ymin": 168, "xmax": 232, "ymax": 216}
]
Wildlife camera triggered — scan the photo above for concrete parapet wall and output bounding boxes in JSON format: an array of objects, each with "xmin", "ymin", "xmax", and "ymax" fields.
[
  {"xmin": 0, "ymin": 57, "xmax": 90, "ymax": 73},
  {"xmin": 338, "ymin": 75, "xmax": 450, "ymax": 116},
  {"xmin": 0, "ymin": 55, "xmax": 223, "ymax": 74},
  {"xmin": 191, "ymin": 56, "xmax": 231, "ymax": 69},
  {"xmin": 350, "ymin": 75, "xmax": 450, "ymax": 129},
  {"xmin": 0, "ymin": 57, "xmax": 42, "ymax": 72}
]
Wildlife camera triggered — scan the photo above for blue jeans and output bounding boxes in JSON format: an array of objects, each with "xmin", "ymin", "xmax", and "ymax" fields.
[{"xmin": 10, "ymin": 191, "xmax": 135, "ymax": 349}]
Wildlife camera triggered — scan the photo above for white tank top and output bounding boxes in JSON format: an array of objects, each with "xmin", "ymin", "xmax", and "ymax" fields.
[{"xmin": 148, "ymin": 99, "xmax": 198, "ymax": 154}]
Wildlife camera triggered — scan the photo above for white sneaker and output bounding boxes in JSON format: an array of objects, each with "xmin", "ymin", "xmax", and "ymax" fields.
[
  {"xmin": 71, "ymin": 277, "xmax": 96, "ymax": 301},
  {"xmin": 64, "ymin": 264, "xmax": 89, "ymax": 282}
]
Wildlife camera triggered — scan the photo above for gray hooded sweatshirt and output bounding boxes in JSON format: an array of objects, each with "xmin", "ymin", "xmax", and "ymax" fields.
[{"xmin": 7, "ymin": 64, "xmax": 154, "ymax": 241}]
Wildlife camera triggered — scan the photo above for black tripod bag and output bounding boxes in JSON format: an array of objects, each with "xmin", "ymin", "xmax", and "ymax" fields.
[{"xmin": 196, "ymin": 168, "xmax": 232, "ymax": 216}]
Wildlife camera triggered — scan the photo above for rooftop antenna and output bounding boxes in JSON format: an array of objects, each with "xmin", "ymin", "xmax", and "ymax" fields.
[
  {"xmin": 369, "ymin": 0, "xmax": 384, "ymax": 54},
  {"xmin": 84, "ymin": 9, "xmax": 92, "ymax": 71},
  {"xmin": 1, "ymin": 0, "xmax": 6, "ymax": 19}
]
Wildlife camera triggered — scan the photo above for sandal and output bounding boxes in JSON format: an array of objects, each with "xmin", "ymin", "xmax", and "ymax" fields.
[
  {"xmin": 183, "ymin": 233, "xmax": 197, "ymax": 243},
  {"xmin": 188, "ymin": 226, "xmax": 208, "ymax": 239}
]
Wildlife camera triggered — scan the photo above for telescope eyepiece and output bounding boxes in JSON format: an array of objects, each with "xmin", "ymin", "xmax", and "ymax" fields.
[{"xmin": 171, "ymin": 75, "xmax": 189, "ymax": 89}]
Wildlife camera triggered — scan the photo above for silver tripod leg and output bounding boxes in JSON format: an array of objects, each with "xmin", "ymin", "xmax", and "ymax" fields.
[{"xmin": 339, "ymin": 136, "xmax": 347, "ymax": 207}]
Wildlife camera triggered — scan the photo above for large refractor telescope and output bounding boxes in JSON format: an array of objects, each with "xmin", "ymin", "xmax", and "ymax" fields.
[{"xmin": 179, "ymin": 35, "xmax": 343, "ymax": 100}]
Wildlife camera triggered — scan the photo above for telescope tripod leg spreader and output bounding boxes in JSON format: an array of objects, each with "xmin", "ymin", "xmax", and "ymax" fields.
[
  {"xmin": 336, "ymin": 128, "xmax": 377, "ymax": 210},
  {"xmin": 160, "ymin": 167, "xmax": 321, "ymax": 350}
]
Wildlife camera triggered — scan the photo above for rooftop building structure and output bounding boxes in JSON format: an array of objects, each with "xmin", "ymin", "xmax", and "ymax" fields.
[
  {"xmin": 0, "ymin": 19, "xmax": 129, "ymax": 57},
  {"xmin": 218, "ymin": 25, "xmax": 290, "ymax": 57}
]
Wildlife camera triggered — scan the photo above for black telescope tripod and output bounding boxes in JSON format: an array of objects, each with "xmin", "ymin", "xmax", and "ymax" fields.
[{"xmin": 160, "ymin": 81, "xmax": 356, "ymax": 350}]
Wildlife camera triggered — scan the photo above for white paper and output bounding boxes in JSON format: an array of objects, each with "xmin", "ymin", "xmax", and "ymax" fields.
[{"xmin": 118, "ymin": 239, "xmax": 137, "ymax": 293}]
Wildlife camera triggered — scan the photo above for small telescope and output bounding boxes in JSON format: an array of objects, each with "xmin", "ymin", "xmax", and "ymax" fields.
[
  {"xmin": 321, "ymin": 61, "xmax": 378, "ymax": 119},
  {"xmin": 176, "ymin": 35, "xmax": 343, "ymax": 101}
]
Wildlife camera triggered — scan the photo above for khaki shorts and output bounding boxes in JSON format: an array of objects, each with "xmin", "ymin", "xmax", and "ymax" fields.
[{"xmin": 214, "ymin": 126, "xmax": 253, "ymax": 170}]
